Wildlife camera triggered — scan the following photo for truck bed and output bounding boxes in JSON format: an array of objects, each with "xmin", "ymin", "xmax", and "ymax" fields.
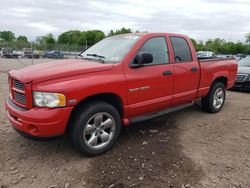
[{"xmin": 197, "ymin": 57, "xmax": 237, "ymax": 97}]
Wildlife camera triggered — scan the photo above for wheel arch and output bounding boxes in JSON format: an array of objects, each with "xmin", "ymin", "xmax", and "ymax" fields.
[
  {"xmin": 66, "ymin": 92, "xmax": 124, "ymax": 132},
  {"xmin": 212, "ymin": 76, "xmax": 228, "ymax": 88}
]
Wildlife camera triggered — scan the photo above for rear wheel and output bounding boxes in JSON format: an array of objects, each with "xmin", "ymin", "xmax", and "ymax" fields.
[
  {"xmin": 69, "ymin": 102, "xmax": 121, "ymax": 156},
  {"xmin": 201, "ymin": 82, "xmax": 226, "ymax": 113}
]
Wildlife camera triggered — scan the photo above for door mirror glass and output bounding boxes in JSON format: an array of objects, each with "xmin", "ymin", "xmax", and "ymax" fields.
[{"xmin": 134, "ymin": 52, "xmax": 153, "ymax": 66}]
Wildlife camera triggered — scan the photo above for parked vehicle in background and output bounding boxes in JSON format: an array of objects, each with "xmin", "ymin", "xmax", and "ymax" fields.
[
  {"xmin": 235, "ymin": 56, "xmax": 242, "ymax": 62},
  {"xmin": 42, "ymin": 51, "xmax": 64, "ymax": 59},
  {"xmin": 0, "ymin": 48, "xmax": 22, "ymax": 58},
  {"xmin": 226, "ymin": 55, "xmax": 234, "ymax": 58},
  {"xmin": 1, "ymin": 48, "xmax": 13, "ymax": 58},
  {"xmin": 5, "ymin": 33, "xmax": 237, "ymax": 156},
  {"xmin": 235, "ymin": 54, "xmax": 247, "ymax": 61},
  {"xmin": 197, "ymin": 51, "xmax": 215, "ymax": 59},
  {"xmin": 236, "ymin": 54, "xmax": 246, "ymax": 58},
  {"xmin": 12, "ymin": 50, "xmax": 23, "ymax": 58},
  {"xmin": 22, "ymin": 48, "xmax": 40, "ymax": 59},
  {"xmin": 233, "ymin": 58, "xmax": 250, "ymax": 90}
]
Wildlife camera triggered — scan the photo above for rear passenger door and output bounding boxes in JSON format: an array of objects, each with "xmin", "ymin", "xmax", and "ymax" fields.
[{"xmin": 169, "ymin": 36, "xmax": 200, "ymax": 105}]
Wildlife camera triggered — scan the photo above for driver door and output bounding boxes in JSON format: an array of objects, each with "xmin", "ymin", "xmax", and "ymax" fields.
[{"xmin": 124, "ymin": 36, "xmax": 174, "ymax": 118}]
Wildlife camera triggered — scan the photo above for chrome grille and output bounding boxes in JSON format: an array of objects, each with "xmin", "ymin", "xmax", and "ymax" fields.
[
  {"xmin": 11, "ymin": 78, "xmax": 27, "ymax": 106},
  {"xmin": 236, "ymin": 74, "xmax": 248, "ymax": 82},
  {"xmin": 13, "ymin": 79, "xmax": 24, "ymax": 91},
  {"xmin": 13, "ymin": 91, "xmax": 26, "ymax": 105},
  {"xmin": 247, "ymin": 75, "xmax": 250, "ymax": 81}
]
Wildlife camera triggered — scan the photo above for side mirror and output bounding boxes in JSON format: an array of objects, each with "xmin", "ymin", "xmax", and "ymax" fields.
[{"xmin": 130, "ymin": 52, "xmax": 153, "ymax": 68}]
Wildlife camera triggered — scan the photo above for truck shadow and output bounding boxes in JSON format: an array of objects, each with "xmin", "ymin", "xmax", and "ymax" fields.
[
  {"xmin": 86, "ymin": 106, "xmax": 204, "ymax": 188},
  {"xmin": 3, "ymin": 105, "xmax": 204, "ymax": 187}
]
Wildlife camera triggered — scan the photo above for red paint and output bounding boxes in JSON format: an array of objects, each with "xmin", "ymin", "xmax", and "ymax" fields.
[{"xmin": 5, "ymin": 33, "xmax": 237, "ymax": 137}]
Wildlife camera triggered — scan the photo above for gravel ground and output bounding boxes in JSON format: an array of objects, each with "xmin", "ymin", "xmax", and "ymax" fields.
[{"xmin": 0, "ymin": 58, "xmax": 250, "ymax": 188}]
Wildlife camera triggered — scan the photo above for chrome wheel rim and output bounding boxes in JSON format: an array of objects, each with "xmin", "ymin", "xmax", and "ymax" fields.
[
  {"xmin": 213, "ymin": 88, "xmax": 224, "ymax": 109},
  {"xmin": 83, "ymin": 112, "xmax": 116, "ymax": 150}
]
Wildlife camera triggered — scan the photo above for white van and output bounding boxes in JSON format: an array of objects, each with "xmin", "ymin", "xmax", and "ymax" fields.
[{"xmin": 197, "ymin": 51, "xmax": 215, "ymax": 59}]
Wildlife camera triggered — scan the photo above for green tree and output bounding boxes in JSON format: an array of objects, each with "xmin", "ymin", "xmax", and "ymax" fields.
[
  {"xmin": 109, "ymin": 30, "xmax": 114, "ymax": 36},
  {"xmin": 190, "ymin": 38, "xmax": 198, "ymax": 50},
  {"xmin": 33, "ymin": 34, "xmax": 56, "ymax": 50},
  {"xmin": 108, "ymin": 27, "xmax": 132, "ymax": 36},
  {"xmin": 17, "ymin": 35, "xmax": 28, "ymax": 43},
  {"xmin": 234, "ymin": 42, "xmax": 247, "ymax": 54},
  {"xmin": 83, "ymin": 30, "xmax": 105, "ymax": 47},
  {"xmin": 1, "ymin": 29, "xmax": 249, "ymax": 54},
  {"xmin": 120, "ymin": 27, "xmax": 132, "ymax": 34},
  {"xmin": 16, "ymin": 35, "xmax": 30, "ymax": 49},
  {"xmin": 57, "ymin": 30, "xmax": 104, "ymax": 50},
  {"xmin": 43, "ymin": 33, "xmax": 56, "ymax": 45},
  {"xmin": 93, "ymin": 30, "xmax": 105, "ymax": 43},
  {"xmin": 57, "ymin": 31, "xmax": 69, "ymax": 44},
  {"xmin": 34, "ymin": 36, "xmax": 45, "ymax": 46},
  {"xmin": 57, "ymin": 30, "xmax": 82, "ymax": 45},
  {"xmin": 196, "ymin": 41, "xmax": 205, "ymax": 51},
  {"xmin": 203, "ymin": 38, "xmax": 228, "ymax": 53},
  {"xmin": 190, "ymin": 39, "xmax": 206, "ymax": 51},
  {"xmin": 85, "ymin": 31, "xmax": 96, "ymax": 46},
  {"xmin": 0, "ymin": 31, "xmax": 15, "ymax": 42},
  {"xmin": 78, "ymin": 31, "xmax": 87, "ymax": 46},
  {"xmin": 32, "ymin": 36, "xmax": 45, "ymax": 50},
  {"xmin": 224, "ymin": 42, "xmax": 235, "ymax": 54}
]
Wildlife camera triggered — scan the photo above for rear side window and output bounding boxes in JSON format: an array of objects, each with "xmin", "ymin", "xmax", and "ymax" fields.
[
  {"xmin": 170, "ymin": 37, "xmax": 192, "ymax": 62},
  {"xmin": 139, "ymin": 37, "xmax": 169, "ymax": 65}
]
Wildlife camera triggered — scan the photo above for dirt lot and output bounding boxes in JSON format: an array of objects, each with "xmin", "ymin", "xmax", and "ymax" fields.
[{"xmin": 0, "ymin": 58, "xmax": 250, "ymax": 188}]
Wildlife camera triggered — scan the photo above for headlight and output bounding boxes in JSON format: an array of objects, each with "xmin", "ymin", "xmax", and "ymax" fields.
[{"xmin": 33, "ymin": 92, "xmax": 66, "ymax": 108}]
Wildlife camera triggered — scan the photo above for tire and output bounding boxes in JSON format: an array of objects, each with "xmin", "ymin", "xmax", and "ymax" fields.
[
  {"xmin": 69, "ymin": 102, "xmax": 121, "ymax": 156},
  {"xmin": 201, "ymin": 82, "xmax": 226, "ymax": 113}
]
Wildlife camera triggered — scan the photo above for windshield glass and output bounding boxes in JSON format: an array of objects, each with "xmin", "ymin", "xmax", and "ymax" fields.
[
  {"xmin": 79, "ymin": 35, "xmax": 141, "ymax": 63},
  {"xmin": 238, "ymin": 58, "xmax": 250, "ymax": 67}
]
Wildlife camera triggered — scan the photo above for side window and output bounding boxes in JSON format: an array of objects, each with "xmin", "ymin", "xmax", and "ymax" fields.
[
  {"xmin": 170, "ymin": 37, "xmax": 192, "ymax": 62},
  {"xmin": 139, "ymin": 37, "xmax": 169, "ymax": 65}
]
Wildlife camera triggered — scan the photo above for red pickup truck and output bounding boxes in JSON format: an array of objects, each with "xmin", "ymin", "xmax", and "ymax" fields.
[{"xmin": 5, "ymin": 33, "xmax": 237, "ymax": 156}]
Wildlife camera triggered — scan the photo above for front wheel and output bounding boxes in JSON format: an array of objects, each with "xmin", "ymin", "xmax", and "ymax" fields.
[
  {"xmin": 201, "ymin": 82, "xmax": 226, "ymax": 113},
  {"xmin": 69, "ymin": 102, "xmax": 121, "ymax": 156}
]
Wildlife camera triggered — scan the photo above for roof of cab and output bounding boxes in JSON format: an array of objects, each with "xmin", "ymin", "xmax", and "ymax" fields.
[{"xmin": 114, "ymin": 32, "xmax": 189, "ymax": 38}]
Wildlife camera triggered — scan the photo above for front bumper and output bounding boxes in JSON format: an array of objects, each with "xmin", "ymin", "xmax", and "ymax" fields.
[
  {"xmin": 5, "ymin": 97, "xmax": 73, "ymax": 137},
  {"xmin": 232, "ymin": 81, "xmax": 250, "ymax": 91}
]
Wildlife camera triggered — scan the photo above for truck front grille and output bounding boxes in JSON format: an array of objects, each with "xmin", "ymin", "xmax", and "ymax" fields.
[
  {"xmin": 10, "ymin": 78, "xmax": 27, "ymax": 106},
  {"xmin": 236, "ymin": 74, "xmax": 248, "ymax": 82},
  {"xmin": 13, "ymin": 79, "xmax": 25, "ymax": 90},
  {"xmin": 13, "ymin": 91, "xmax": 27, "ymax": 104}
]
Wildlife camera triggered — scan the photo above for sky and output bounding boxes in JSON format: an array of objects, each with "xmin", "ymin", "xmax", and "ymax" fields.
[{"xmin": 1, "ymin": 0, "xmax": 250, "ymax": 42}]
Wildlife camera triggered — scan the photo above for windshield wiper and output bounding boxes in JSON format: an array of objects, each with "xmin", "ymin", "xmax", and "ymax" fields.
[
  {"xmin": 87, "ymin": 53, "xmax": 105, "ymax": 59},
  {"xmin": 86, "ymin": 53, "xmax": 106, "ymax": 63}
]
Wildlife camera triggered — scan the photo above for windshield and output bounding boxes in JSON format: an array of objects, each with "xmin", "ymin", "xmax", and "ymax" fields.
[
  {"xmin": 238, "ymin": 58, "xmax": 250, "ymax": 67},
  {"xmin": 79, "ymin": 35, "xmax": 141, "ymax": 63}
]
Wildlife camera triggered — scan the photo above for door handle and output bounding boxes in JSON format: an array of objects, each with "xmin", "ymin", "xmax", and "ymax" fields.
[
  {"xmin": 163, "ymin": 70, "xmax": 172, "ymax": 76},
  {"xmin": 190, "ymin": 67, "xmax": 198, "ymax": 72}
]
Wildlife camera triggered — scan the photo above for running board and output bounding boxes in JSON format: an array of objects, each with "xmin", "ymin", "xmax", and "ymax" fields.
[{"xmin": 130, "ymin": 103, "xmax": 194, "ymax": 124}]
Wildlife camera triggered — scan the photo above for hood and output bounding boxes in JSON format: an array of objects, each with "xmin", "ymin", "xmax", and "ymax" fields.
[
  {"xmin": 9, "ymin": 59, "xmax": 114, "ymax": 84},
  {"xmin": 238, "ymin": 66, "xmax": 250, "ymax": 74}
]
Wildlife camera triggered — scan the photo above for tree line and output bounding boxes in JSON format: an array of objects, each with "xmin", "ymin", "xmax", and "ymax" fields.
[
  {"xmin": 0, "ymin": 28, "xmax": 133, "ymax": 51},
  {"xmin": 191, "ymin": 37, "xmax": 250, "ymax": 55},
  {"xmin": 1, "ymin": 29, "xmax": 250, "ymax": 54}
]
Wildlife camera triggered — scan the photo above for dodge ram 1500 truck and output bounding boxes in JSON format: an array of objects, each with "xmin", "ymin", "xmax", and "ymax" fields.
[{"xmin": 5, "ymin": 33, "xmax": 237, "ymax": 156}]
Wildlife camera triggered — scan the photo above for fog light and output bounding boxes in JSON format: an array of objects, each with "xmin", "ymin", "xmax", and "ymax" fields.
[{"xmin": 17, "ymin": 118, "xmax": 22, "ymax": 122}]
